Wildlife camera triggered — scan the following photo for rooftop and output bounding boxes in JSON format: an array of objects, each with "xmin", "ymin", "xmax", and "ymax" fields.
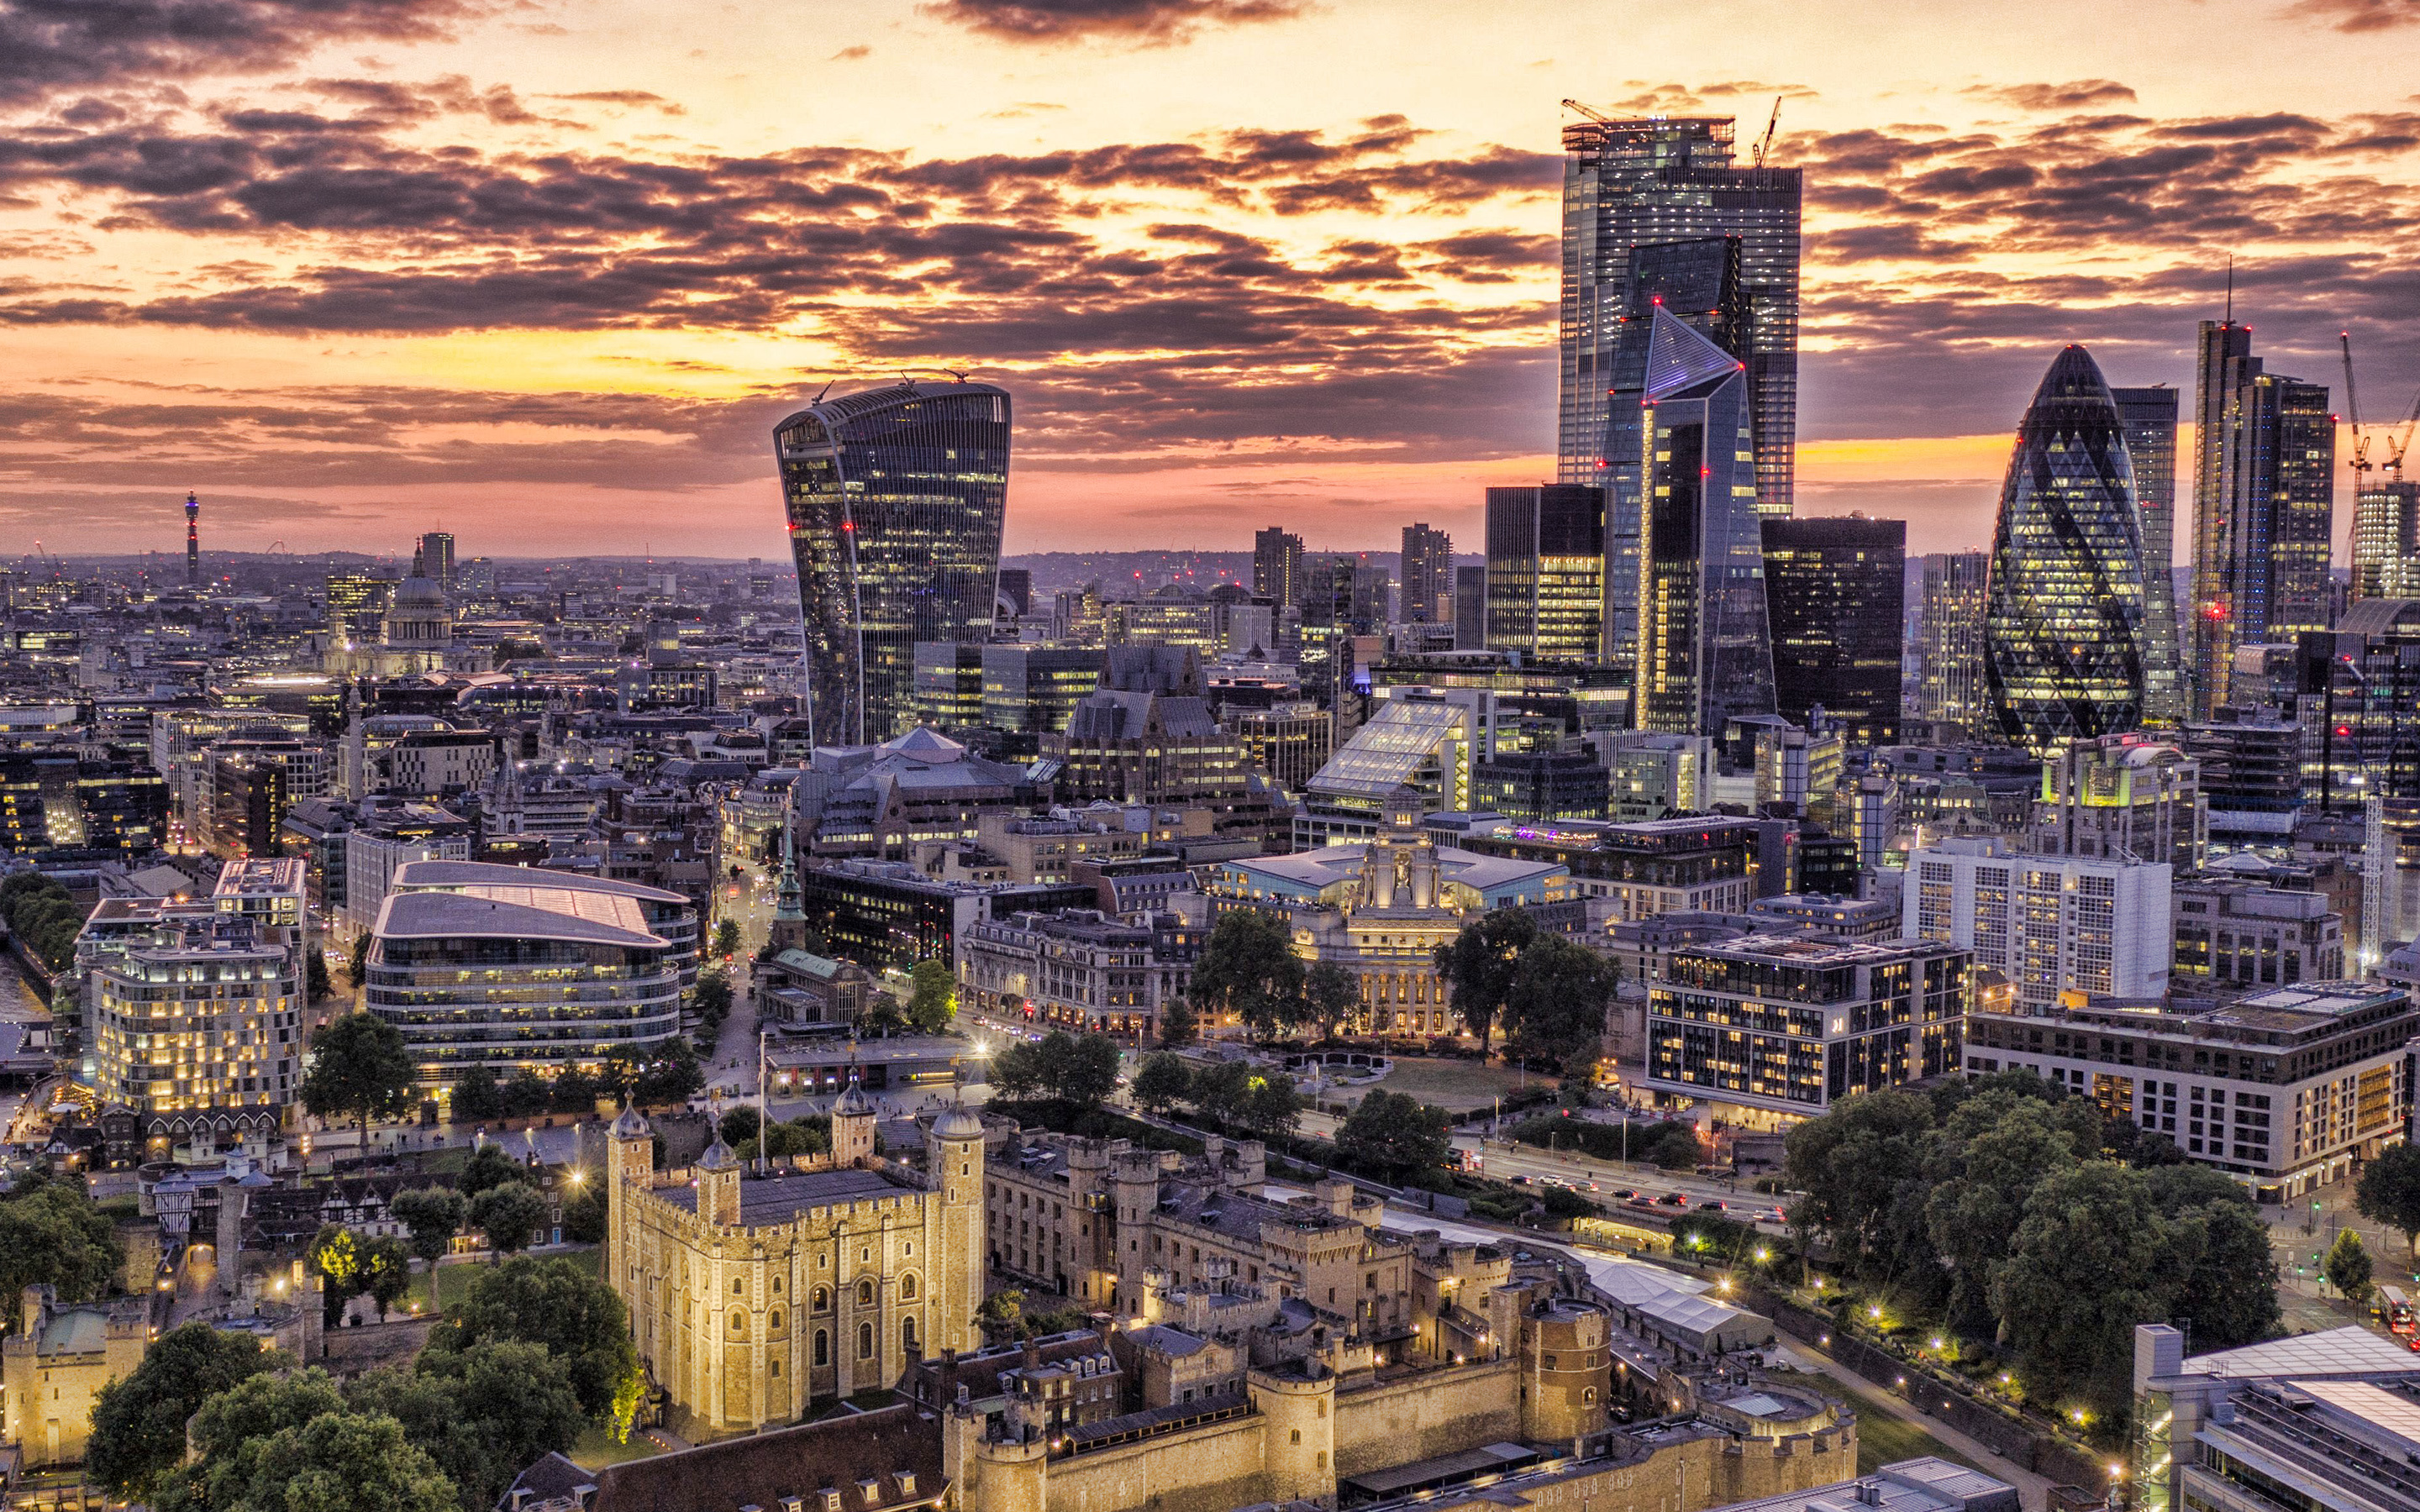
[
  {"xmin": 373, "ymin": 888, "xmax": 665, "ymax": 948},
  {"xmin": 393, "ymin": 858, "xmax": 687, "ymax": 906},
  {"xmin": 653, "ymin": 1166, "xmax": 905, "ymax": 1224}
]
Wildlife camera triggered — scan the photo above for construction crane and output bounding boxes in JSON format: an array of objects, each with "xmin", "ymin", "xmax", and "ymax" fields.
[
  {"xmin": 1560, "ymin": 97, "xmax": 1617, "ymax": 126},
  {"xmin": 2342, "ymin": 332, "xmax": 2371, "ymax": 494},
  {"xmin": 2387, "ymin": 388, "xmax": 2420, "ymax": 482},
  {"xmin": 1752, "ymin": 96, "xmax": 1782, "ymax": 167}
]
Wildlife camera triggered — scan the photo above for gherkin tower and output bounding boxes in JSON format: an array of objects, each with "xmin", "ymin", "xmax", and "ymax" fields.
[{"xmin": 1984, "ymin": 346, "xmax": 2150, "ymax": 754}]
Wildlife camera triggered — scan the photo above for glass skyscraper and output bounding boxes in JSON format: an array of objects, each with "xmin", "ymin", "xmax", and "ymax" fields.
[
  {"xmin": 2189, "ymin": 321, "xmax": 2334, "ymax": 717},
  {"xmin": 1485, "ymin": 485, "xmax": 1604, "ymax": 663},
  {"xmin": 1400, "ymin": 522, "xmax": 1452, "ymax": 623},
  {"xmin": 2111, "ymin": 386, "xmax": 2184, "ymax": 725},
  {"xmin": 1983, "ymin": 346, "xmax": 2150, "ymax": 753},
  {"xmin": 1558, "ymin": 113, "xmax": 1800, "ymax": 516},
  {"xmin": 1634, "ymin": 309, "xmax": 1775, "ymax": 737},
  {"xmin": 1919, "ymin": 550, "xmax": 1990, "ymax": 738},
  {"xmin": 1760, "ymin": 516, "xmax": 1905, "ymax": 747},
  {"xmin": 772, "ymin": 380, "xmax": 1011, "ymax": 746}
]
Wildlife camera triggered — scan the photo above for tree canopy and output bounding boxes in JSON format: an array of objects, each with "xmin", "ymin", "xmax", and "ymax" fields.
[
  {"xmin": 1335, "ymin": 1090, "xmax": 1452, "ymax": 1181},
  {"xmin": 1433, "ymin": 908, "xmax": 1537, "ymax": 1051},
  {"xmin": 907, "ymin": 958, "xmax": 957, "ymax": 1033},
  {"xmin": 421, "ymin": 1255, "xmax": 643, "ymax": 1431},
  {"xmin": 991, "ymin": 1030, "xmax": 1122, "ymax": 1106},
  {"xmin": 1131, "ymin": 1052, "xmax": 1192, "ymax": 1115},
  {"xmin": 1188, "ymin": 908, "xmax": 1305, "ymax": 1041},
  {"xmin": 2358, "ymin": 1142, "xmax": 2420, "ymax": 1252},
  {"xmin": 0, "ymin": 1173, "xmax": 125, "ymax": 1328},
  {"xmin": 87, "ymin": 1323, "xmax": 287, "ymax": 1503},
  {"xmin": 300, "ymin": 1012, "xmax": 417, "ymax": 1138},
  {"xmin": 1501, "ymin": 935, "xmax": 1610, "ymax": 1076}
]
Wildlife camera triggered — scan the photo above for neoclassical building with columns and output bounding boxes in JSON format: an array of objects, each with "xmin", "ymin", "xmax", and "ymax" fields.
[{"xmin": 606, "ymin": 1089, "xmax": 986, "ymax": 1440}]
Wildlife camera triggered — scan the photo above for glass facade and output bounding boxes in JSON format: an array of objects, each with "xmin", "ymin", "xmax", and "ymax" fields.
[
  {"xmin": 2190, "ymin": 323, "xmax": 2334, "ymax": 717},
  {"xmin": 1984, "ymin": 345, "xmax": 2151, "ymax": 753},
  {"xmin": 1485, "ymin": 485, "xmax": 1604, "ymax": 661},
  {"xmin": 1919, "ymin": 550, "xmax": 1989, "ymax": 737},
  {"xmin": 1400, "ymin": 522, "xmax": 1452, "ymax": 623},
  {"xmin": 773, "ymin": 381, "xmax": 1011, "ymax": 746},
  {"xmin": 1634, "ymin": 308, "xmax": 1776, "ymax": 737},
  {"xmin": 1558, "ymin": 115, "xmax": 1800, "ymax": 516},
  {"xmin": 2352, "ymin": 480, "xmax": 2420, "ymax": 599},
  {"xmin": 1760, "ymin": 516, "xmax": 1904, "ymax": 747},
  {"xmin": 2112, "ymin": 386, "xmax": 2186, "ymax": 724}
]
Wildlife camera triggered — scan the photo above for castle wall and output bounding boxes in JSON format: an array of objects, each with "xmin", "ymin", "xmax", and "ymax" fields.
[
  {"xmin": 1453, "ymin": 1425, "xmax": 1858, "ymax": 1512},
  {"xmin": 1039, "ymin": 1415, "xmax": 1273, "ymax": 1512},
  {"xmin": 1330, "ymin": 1357, "xmax": 1521, "ymax": 1476}
]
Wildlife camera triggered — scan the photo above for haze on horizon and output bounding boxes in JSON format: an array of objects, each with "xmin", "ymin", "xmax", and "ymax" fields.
[{"xmin": 2, "ymin": 0, "xmax": 2416, "ymax": 564}]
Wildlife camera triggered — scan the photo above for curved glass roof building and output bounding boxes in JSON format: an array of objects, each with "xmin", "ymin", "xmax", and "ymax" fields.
[
  {"xmin": 773, "ymin": 380, "xmax": 1012, "ymax": 746},
  {"xmin": 1984, "ymin": 346, "xmax": 2150, "ymax": 754}
]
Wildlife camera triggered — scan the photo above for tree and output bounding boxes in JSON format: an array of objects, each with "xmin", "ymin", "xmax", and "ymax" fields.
[
  {"xmin": 1048, "ymin": 1031, "xmax": 1123, "ymax": 1106},
  {"xmin": 713, "ymin": 918, "xmax": 744, "ymax": 958},
  {"xmin": 449, "ymin": 1067, "xmax": 502, "ymax": 1124},
  {"xmin": 300, "ymin": 1011, "xmax": 416, "ymax": 1144},
  {"xmin": 1157, "ymin": 995, "xmax": 1198, "ymax": 1047},
  {"xmin": 1335, "ymin": 1090, "xmax": 1451, "ymax": 1181},
  {"xmin": 86, "ymin": 1323, "xmax": 287, "ymax": 1503},
  {"xmin": 1502, "ymin": 936, "xmax": 1611, "ymax": 1076},
  {"xmin": 2165, "ymin": 1200, "xmax": 2281, "ymax": 1349},
  {"xmin": 2357, "ymin": 1142, "xmax": 2420, "ymax": 1254},
  {"xmin": 311, "ymin": 1223, "xmax": 366, "ymax": 1325},
  {"xmin": 1992, "ymin": 1162, "xmax": 2176, "ymax": 1417},
  {"xmin": 1239, "ymin": 1074, "xmax": 1302, "ymax": 1137},
  {"xmin": 989, "ymin": 1040, "xmax": 1046, "ymax": 1101},
  {"xmin": 224, "ymin": 1405, "xmax": 457, "ymax": 1512},
  {"xmin": 168, "ymin": 1368, "xmax": 351, "ymax": 1512},
  {"xmin": 1434, "ymin": 908, "xmax": 1538, "ymax": 1053},
  {"xmin": 1923, "ymin": 1098, "xmax": 2084, "ymax": 1333},
  {"xmin": 906, "ymin": 958, "xmax": 957, "ymax": 1033},
  {"xmin": 348, "ymin": 931, "xmax": 373, "ymax": 988},
  {"xmin": 1301, "ymin": 962, "xmax": 1360, "ymax": 1043},
  {"xmin": 2325, "ymin": 1226, "xmax": 2375, "ymax": 1305},
  {"xmin": 1188, "ymin": 1059, "xmax": 1256, "ymax": 1127},
  {"xmin": 469, "ymin": 1184, "xmax": 550, "ymax": 1259},
  {"xmin": 346, "ymin": 1341, "xmax": 587, "ymax": 1512},
  {"xmin": 976, "ymin": 1289, "xmax": 1026, "ymax": 1342},
  {"xmin": 500, "ymin": 1070, "xmax": 550, "ymax": 1118},
  {"xmin": 423, "ymin": 1256, "xmax": 644, "ymax": 1430},
  {"xmin": 692, "ymin": 967, "xmax": 734, "ymax": 1024},
  {"xmin": 0, "ymin": 1176, "xmax": 126, "ymax": 1326},
  {"xmin": 1781, "ymin": 1088, "xmax": 1939, "ymax": 1284},
  {"xmin": 389, "ymin": 1188, "xmax": 467, "ymax": 1281},
  {"xmin": 548, "ymin": 1066, "xmax": 601, "ymax": 1115},
  {"xmin": 306, "ymin": 949, "xmax": 333, "ymax": 1003},
  {"xmin": 1188, "ymin": 908, "xmax": 1305, "ymax": 1042},
  {"xmin": 1642, "ymin": 1121, "xmax": 1702, "ymax": 1171},
  {"xmin": 560, "ymin": 1184, "xmax": 606, "ymax": 1244},
  {"xmin": 718, "ymin": 1105, "xmax": 765, "ymax": 1147},
  {"xmin": 456, "ymin": 1143, "xmax": 533, "ymax": 1200},
  {"xmin": 1131, "ymin": 1053, "xmax": 1192, "ymax": 1116},
  {"xmin": 362, "ymin": 1236, "xmax": 413, "ymax": 1319}
]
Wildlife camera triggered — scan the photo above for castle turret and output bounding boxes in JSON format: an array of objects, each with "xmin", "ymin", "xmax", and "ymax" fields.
[
  {"xmin": 1249, "ymin": 1362, "xmax": 1337, "ymax": 1509},
  {"xmin": 607, "ymin": 1099, "xmax": 653, "ymax": 1299},
  {"xmin": 695, "ymin": 1128, "xmax": 739, "ymax": 1227},
  {"xmin": 832, "ymin": 1080, "xmax": 876, "ymax": 1165},
  {"xmin": 1521, "ymin": 1299, "xmax": 1611, "ymax": 1446},
  {"xmin": 929, "ymin": 1105, "xmax": 986, "ymax": 1353}
]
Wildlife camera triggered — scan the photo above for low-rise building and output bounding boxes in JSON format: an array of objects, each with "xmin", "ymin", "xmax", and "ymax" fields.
[
  {"xmin": 2171, "ymin": 874, "xmax": 2343, "ymax": 994},
  {"xmin": 1459, "ymin": 816, "xmax": 1762, "ymax": 919},
  {"xmin": 958, "ymin": 909, "xmax": 1201, "ymax": 1041},
  {"xmin": 1902, "ymin": 836, "xmax": 2170, "ymax": 1009},
  {"xmin": 1963, "ymin": 980, "xmax": 2417, "ymax": 1196},
  {"xmin": 800, "ymin": 860, "xmax": 1096, "ymax": 973},
  {"xmin": 1646, "ymin": 934, "xmax": 1971, "ymax": 1121}
]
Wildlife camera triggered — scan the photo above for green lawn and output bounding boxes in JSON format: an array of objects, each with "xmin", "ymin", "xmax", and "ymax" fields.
[
  {"xmin": 1769, "ymin": 1369, "xmax": 1987, "ymax": 1478},
  {"xmin": 567, "ymin": 1425, "xmax": 666, "ymax": 1471},
  {"xmin": 431, "ymin": 1246, "xmax": 600, "ymax": 1310},
  {"xmin": 1360, "ymin": 1057, "xmax": 1539, "ymax": 1114}
]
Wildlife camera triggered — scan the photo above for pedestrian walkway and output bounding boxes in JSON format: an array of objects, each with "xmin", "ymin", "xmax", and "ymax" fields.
[{"xmin": 1786, "ymin": 1336, "xmax": 2060, "ymax": 1512}]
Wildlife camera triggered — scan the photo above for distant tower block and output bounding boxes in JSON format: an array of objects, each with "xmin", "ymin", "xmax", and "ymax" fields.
[{"xmin": 184, "ymin": 491, "xmax": 200, "ymax": 587}]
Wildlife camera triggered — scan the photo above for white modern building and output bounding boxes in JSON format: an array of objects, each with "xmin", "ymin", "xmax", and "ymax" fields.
[{"xmin": 1903, "ymin": 835, "xmax": 2170, "ymax": 1009}]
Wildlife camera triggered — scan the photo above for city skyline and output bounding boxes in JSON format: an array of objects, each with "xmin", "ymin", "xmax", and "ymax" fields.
[{"xmin": 0, "ymin": 0, "xmax": 2414, "ymax": 559}]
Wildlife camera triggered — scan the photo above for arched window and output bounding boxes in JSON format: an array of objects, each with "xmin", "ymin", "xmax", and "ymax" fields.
[
  {"xmin": 812, "ymin": 1287, "xmax": 829, "ymax": 1311},
  {"xmin": 729, "ymin": 1310, "xmax": 746, "ymax": 1337},
  {"xmin": 902, "ymin": 1315, "xmax": 918, "ymax": 1352},
  {"xmin": 813, "ymin": 1330, "xmax": 829, "ymax": 1367},
  {"xmin": 899, "ymin": 1273, "xmax": 918, "ymax": 1300},
  {"xmin": 857, "ymin": 1278, "xmax": 875, "ymax": 1305},
  {"xmin": 857, "ymin": 1322, "xmax": 875, "ymax": 1359},
  {"xmin": 769, "ymin": 1310, "xmax": 783, "ymax": 1331},
  {"xmin": 1582, "ymin": 1387, "xmax": 1597, "ymax": 1404},
  {"xmin": 1289, "ymin": 1430, "xmax": 1302, "ymax": 1445}
]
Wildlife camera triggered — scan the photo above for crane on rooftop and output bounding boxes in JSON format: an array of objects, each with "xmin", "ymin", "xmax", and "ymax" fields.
[
  {"xmin": 2386, "ymin": 388, "xmax": 2420, "ymax": 484},
  {"xmin": 2343, "ymin": 332, "xmax": 2372, "ymax": 495},
  {"xmin": 1753, "ymin": 96, "xmax": 1781, "ymax": 167}
]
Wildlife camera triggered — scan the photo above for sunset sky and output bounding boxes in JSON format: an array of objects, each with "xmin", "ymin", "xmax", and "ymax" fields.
[{"xmin": 3, "ymin": 0, "xmax": 2417, "ymax": 563}]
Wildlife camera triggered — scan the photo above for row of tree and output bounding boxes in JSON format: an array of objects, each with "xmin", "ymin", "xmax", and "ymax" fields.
[
  {"xmin": 1783, "ymin": 1070, "xmax": 2281, "ymax": 1417},
  {"xmin": 298, "ymin": 1011, "xmax": 705, "ymax": 1138},
  {"xmin": 0, "ymin": 871, "xmax": 83, "ymax": 973},
  {"xmin": 86, "ymin": 1256, "xmax": 644, "ymax": 1512},
  {"xmin": 1130, "ymin": 1051, "xmax": 1303, "ymax": 1136},
  {"xmin": 1179, "ymin": 906, "xmax": 1615, "ymax": 1074}
]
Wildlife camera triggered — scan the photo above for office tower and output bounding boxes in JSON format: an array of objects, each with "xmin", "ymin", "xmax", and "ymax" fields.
[
  {"xmin": 1920, "ymin": 551, "xmax": 1989, "ymax": 736},
  {"xmin": 1601, "ymin": 236, "xmax": 1751, "ymax": 653},
  {"xmin": 1400, "ymin": 523, "xmax": 1452, "ymax": 623},
  {"xmin": 1558, "ymin": 113, "xmax": 1801, "ymax": 515},
  {"xmin": 324, "ymin": 573, "xmax": 392, "ymax": 638},
  {"xmin": 912, "ymin": 641, "xmax": 987, "ymax": 731},
  {"xmin": 2111, "ymin": 386, "xmax": 2185, "ymax": 723},
  {"xmin": 772, "ymin": 379, "xmax": 1012, "ymax": 746},
  {"xmin": 415, "ymin": 531, "xmax": 455, "ymax": 590},
  {"xmin": 1252, "ymin": 528, "xmax": 1303, "ymax": 607},
  {"xmin": 2190, "ymin": 321, "xmax": 2335, "ymax": 716},
  {"xmin": 1982, "ymin": 345, "xmax": 2151, "ymax": 754},
  {"xmin": 2027, "ymin": 732, "xmax": 2206, "ymax": 872},
  {"xmin": 1485, "ymin": 485, "xmax": 1603, "ymax": 661},
  {"xmin": 1760, "ymin": 516, "xmax": 1905, "ymax": 746},
  {"xmin": 2352, "ymin": 480, "xmax": 2420, "ymax": 599},
  {"xmin": 996, "ymin": 566, "xmax": 1033, "ymax": 618},
  {"xmin": 1633, "ymin": 308, "xmax": 1776, "ymax": 736},
  {"xmin": 183, "ymin": 491, "xmax": 199, "ymax": 586},
  {"xmin": 1452, "ymin": 564, "xmax": 1487, "ymax": 650},
  {"xmin": 981, "ymin": 644, "xmax": 1106, "ymax": 736},
  {"xmin": 1299, "ymin": 555, "xmax": 1391, "ymax": 636},
  {"xmin": 1904, "ymin": 835, "xmax": 2171, "ymax": 1009}
]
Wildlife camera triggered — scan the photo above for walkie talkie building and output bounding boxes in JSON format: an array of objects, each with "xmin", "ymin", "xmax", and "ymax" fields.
[
  {"xmin": 1984, "ymin": 346, "xmax": 2149, "ymax": 753},
  {"xmin": 772, "ymin": 380, "xmax": 1012, "ymax": 747}
]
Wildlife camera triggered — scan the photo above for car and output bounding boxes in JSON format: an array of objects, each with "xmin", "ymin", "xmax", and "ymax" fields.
[
  {"xmin": 1583, "ymin": 1181, "xmax": 1601, "ymax": 1191},
  {"xmin": 1759, "ymin": 1208, "xmax": 1787, "ymax": 1222},
  {"xmin": 1696, "ymin": 1199, "xmax": 1728, "ymax": 1212},
  {"xmin": 1624, "ymin": 1196, "xmax": 1658, "ymax": 1210},
  {"xmin": 1607, "ymin": 1189, "xmax": 1638, "ymax": 1200},
  {"xmin": 1655, "ymin": 1192, "xmax": 1688, "ymax": 1207}
]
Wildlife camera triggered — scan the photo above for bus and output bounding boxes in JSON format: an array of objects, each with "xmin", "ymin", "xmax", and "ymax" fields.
[{"xmin": 2376, "ymin": 1284, "xmax": 2413, "ymax": 1335}]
